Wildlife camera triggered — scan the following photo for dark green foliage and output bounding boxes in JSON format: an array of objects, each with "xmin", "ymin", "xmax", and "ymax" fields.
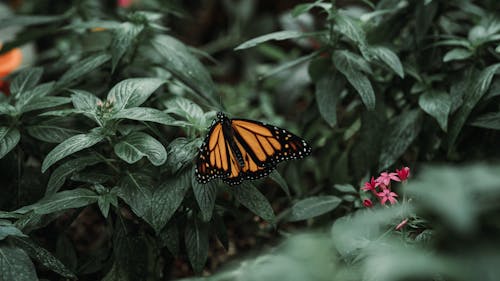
[{"xmin": 0, "ymin": 0, "xmax": 499, "ymax": 280}]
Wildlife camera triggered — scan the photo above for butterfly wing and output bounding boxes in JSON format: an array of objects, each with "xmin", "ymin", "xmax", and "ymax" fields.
[
  {"xmin": 196, "ymin": 115, "xmax": 311, "ymax": 186},
  {"xmin": 221, "ymin": 119, "xmax": 311, "ymax": 185},
  {"xmin": 195, "ymin": 122, "xmax": 231, "ymax": 184}
]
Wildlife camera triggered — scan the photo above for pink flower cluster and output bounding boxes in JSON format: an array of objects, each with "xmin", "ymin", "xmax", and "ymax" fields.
[{"xmin": 361, "ymin": 167, "xmax": 410, "ymax": 207}]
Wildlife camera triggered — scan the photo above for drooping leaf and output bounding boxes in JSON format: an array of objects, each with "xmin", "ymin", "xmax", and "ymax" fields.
[
  {"xmin": 20, "ymin": 96, "xmax": 71, "ymax": 113},
  {"xmin": 117, "ymin": 172, "xmax": 190, "ymax": 233},
  {"xmin": 113, "ymin": 219, "xmax": 149, "ymax": 281},
  {"xmin": 418, "ymin": 90, "xmax": 451, "ymax": 131},
  {"xmin": 111, "ymin": 107, "xmax": 177, "ymax": 125},
  {"xmin": 470, "ymin": 112, "xmax": 500, "ymax": 130},
  {"xmin": 379, "ymin": 110, "xmax": 422, "ymax": 170},
  {"xmin": 0, "ymin": 14, "xmax": 65, "ymax": 28},
  {"xmin": 114, "ymin": 132, "xmax": 167, "ymax": 166},
  {"xmin": 166, "ymin": 138, "xmax": 200, "ymax": 173},
  {"xmin": 11, "ymin": 236, "xmax": 76, "ymax": 278},
  {"xmin": 163, "ymin": 97, "xmax": 205, "ymax": 125},
  {"xmin": 314, "ymin": 71, "xmax": 344, "ymax": 127},
  {"xmin": 0, "ymin": 223, "xmax": 26, "ymax": 240},
  {"xmin": 368, "ymin": 45, "xmax": 404, "ymax": 78},
  {"xmin": 269, "ymin": 170, "xmax": 291, "ymax": 198},
  {"xmin": 107, "ymin": 78, "xmax": 165, "ymax": 111},
  {"xmin": 233, "ymin": 182, "xmax": 275, "ymax": 224},
  {"xmin": 110, "ymin": 22, "xmax": 144, "ymax": 72},
  {"xmin": 26, "ymin": 121, "xmax": 81, "ymax": 144},
  {"xmin": 10, "ymin": 67, "xmax": 43, "ymax": 97},
  {"xmin": 448, "ymin": 63, "xmax": 500, "ymax": 148},
  {"xmin": 57, "ymin": 53, "xmax": 111, "ymax": 87},
  {"xmin": 235, "ymin": 30, "xmax": 305, "ymax": 50},
  {"xmin": 443, "ymin": 48, "xmax": 473, "ymax": 62},
  {"xmin": 159, "ymin": 224, "xmax": 179, "ymax": 256},
  {"xmin": 15, "ymin": 188, "xmax": 99, "ymax": 215},
  {"xmin": 333, "ymin": 50, "xmax": 375, "ymax": 110},
  {"xmin": 185, "ymin": 218, "xmax": 209, "ymax": 273},
  {"xmin": 332, "ymin": 10, "xmax": 367, "ymax": 45},
  {"xmin": 152, "ymin": 35, "xmax": 217, "ymax": 105},
  {"xmin": 287, "ymin": 196, "xmax": 342, "ymax": 222},
  {"xmin": 0, "ymin": 127, "xmax": 20, "ymax": 159},
  {"xmin": 42, "ymin": 130, "xmax": 105, "ymax": 172},
  {"xmin": 191, "ymin": 176, "xmax": 217, "ymax": 222},
  {"xmin": 46, "ymin": 154, "xmax": 102, "ymax": 195},
  {"xmin": 0, "ymin": 243, "xmax": 38, "ymax": 281}
]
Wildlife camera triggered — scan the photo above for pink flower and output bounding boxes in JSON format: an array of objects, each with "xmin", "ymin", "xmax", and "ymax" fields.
[
  {"xmin": 375, "ymin": 172, "xmax": 400, "ymax": 187},
  {"xmin": 396, "ymin": 166, "xmax": 410, "ymax": 181},
  {"xmin": 117, "ymin": 0, "xmax": 133, "ymax": 8},
  {"xmin": 376, "ymin": 188, "xmax": 398, "ymax": 205},
  {"xmin": 395, "ymin": 218, "xmax": 409, "ymax": 230},
  {"xmin": 363, "ymin": 199, "xmax": 373, "ymax": 208},
  {"xmin": 361, "ymin": 177, "xmax": 377, "ymax": 191}
]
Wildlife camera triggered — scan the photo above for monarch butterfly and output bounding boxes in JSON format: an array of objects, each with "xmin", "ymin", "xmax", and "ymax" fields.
[{"xmin": 195, "ymin": 112, "xmax": 311, "ymax": 185}]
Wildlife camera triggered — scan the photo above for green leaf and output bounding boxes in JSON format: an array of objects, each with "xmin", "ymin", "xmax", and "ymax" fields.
[
  {"xmin": 333, "ymin": 184, "xmax": 357, "ymax": 193},
  {"xmin": 117, "ymin": 172, "xmax": 190, "ymax": 233},
  {"xmin": 107, "ymin": 78, "xmax": 165, "ymax": 111},
  {"xmin": 443, "ymin": 48, "xmax": 473, "ymax": 62},
  {"xmin": 111, "ymin": 107, "xmax": 177, "ymax": 125},
  {"xmin": 26, "ymin": 121, "xmax": 81, "ymax": 144},
  {"xmin": 233, "ymin": 183, "xmax": 275, "ymax": 224},
  {"xmin": 113, "ymin": 219, "xmax": 149, "ymax": 281},
  {"xmin": 315, "ymin": 71, "xmax": 343, "ymax": 127},
  {"xmin": 114, "ymin": 132, "xmax": 167, "ymax": 166},
  {"xmin": 0, "ymin": 14, "xmax": 64, "ymax": 28},
  {"xmin": 292, "ymin": 1, "xmax": 330, "ymax": 17},
  {"xmin": 0, "ymin": 223, "xmax": 26, "ymax": 240},
  {"xmin": 15, "ymin": 188, "xmax": 99, "ymax": 215},
  {"xmin": 0, "ymin": 103, "xmax": 16, "ymax": 116},
  {"xmin": 20, "ymin": 96, "xmax": 71, "ymax": 113},
  {"xmin": 166, "ymin": 138, "xmax": 200, "ymax": 173},
  {"xmin": 333, "ymin": 10, "xmax": 367, "ymax": 45},
  {"xmin": 11, "ymin": 236, "xmax": 76, "ymax": 278},
  {"xmin": 235, "ymin": 30, "xmax": 304, "ymax": 50},
  {"xmin": 46, "ymin": 155, "xmax": 103, "ymax": 196},
  {"xmin": 191, "ymin": 176, "xmax": 217, "ymax": 222},
  {"xmin": 418, "ymin": 90, "xmax": 451, "ymax": 131},
  {"xmin": 152, "ymin": 35, "xmax": 217, "ymax": 104},
  {"xmin": 287, "ymin": 196, "xmax": 342, "ymax": 222},
  {"xmin": 470, "ymin": 112, "xmax": 500, "ymax": 130},
  {"xmin": 163, "ymin": 97, "xmax": 204, "ymax": 125},
  {"xmin": 97, "ymin": 192, "xmax": 117, "ymax": 219},
  {"xmin": 368, "ymin": 46, "xmax": 404, "ymax": 78},
  {"xmin": 159, "ymin": 224, "xmax": 179, "ymax": 255},
  {"xmin": 70, "ymin": 89, "xmax": 101, "ymax": 111},
  {"xmin": 185, "ymin": 218, "xmax": 208, "ymax": 273},
  {"xmin": 10, "ymin": 67, "xmax": 43, "ymax": 97},
  {"xmin": 415, "ymin": 0, "xmax": 438, "ymax": 44},
  {"xmin": 379, "ymin": 110, "xmax": 422, "ymax": 170},
  {"xmin": 0, "ymin": 244, "xmax": 38, "ymax": 281},
  {"xmin": 449, "ymin": 63, "xmax": 500, "ymax": 148},
  {"xmin": 260, "ymin": 52, "xmax": 318, "ymax": 79},
  {"xmin": 333, "ymin": 50, "xmax": 375, "ymax": 110},
  {"xmin": 110, "ymin": 22, "xmax": 144, "ymax": 72},
  {"xmin": 15, "ymin": 82, "xmax": 55, "ymax": 112},
  {"xmin": 57, "ymin": 53, "xmax": 111, "ymax": 87},
  {"xmin": 0, "ymin": 127, "xmax": 20, "ymax": 159},
  {"xmin": 42, "ymin": 130, "xmax": 105, "ymax": 172},
  {"xmin": 269, "ymin": 170, "xmax": 291, "ymax": 198}
]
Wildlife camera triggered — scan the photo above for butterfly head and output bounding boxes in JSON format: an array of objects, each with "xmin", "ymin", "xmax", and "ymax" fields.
[{"xmin": 216, "ymin": 111, "xmax": 225, "ymax": 119}]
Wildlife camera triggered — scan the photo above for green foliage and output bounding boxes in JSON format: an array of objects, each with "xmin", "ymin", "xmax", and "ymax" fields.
[
  {"xmin": 187, "ymin": 164, "xmax": 500, "ymax": 281},
  {"xmin": 0, "ymin": 0, "xmax": 499, "ymax": 280}
]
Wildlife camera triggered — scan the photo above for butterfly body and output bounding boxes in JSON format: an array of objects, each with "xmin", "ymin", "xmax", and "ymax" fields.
[{"xmin": 195, "ymin": 112, "xmax": 311, "ymax": 186}]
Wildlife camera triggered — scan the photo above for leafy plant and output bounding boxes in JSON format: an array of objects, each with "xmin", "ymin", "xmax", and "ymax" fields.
[{"xmin": 0, "ymin": 0, "xmax": 499, "ymax": 280}]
